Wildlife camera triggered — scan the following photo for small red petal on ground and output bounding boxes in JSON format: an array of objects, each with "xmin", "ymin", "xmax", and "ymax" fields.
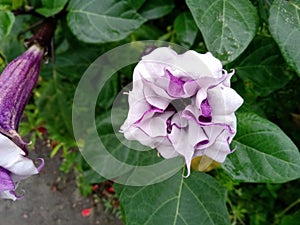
[
  {"xmin": 108, "ymin": 186, "xmax": 115, "ymax": 193},
  {"xmin": 81, "ymin": 208, "xmax": 92, "ymax": 217},
  {"xmin": 37, "ymin": 126, "xmax": 47, "ymax": 134},
  {"xmin": 92, "ymin": 184, "xmax": 99, "ymax": 191}
]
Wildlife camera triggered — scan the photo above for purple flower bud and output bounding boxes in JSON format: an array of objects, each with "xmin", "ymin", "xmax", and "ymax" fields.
[
  {"xmin": 0, "ymin": 44, "xmax": 44, "ymax": 200},
  {"xmin": 120, "ymin": 47, "xmax": 244, "ymax": 176},
  {"xmin": 0, "ymin": 44, "xmax": 43, "ymax": 154}
]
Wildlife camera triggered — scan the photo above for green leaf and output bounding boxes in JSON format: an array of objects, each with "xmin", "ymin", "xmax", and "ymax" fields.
[
  {"xmin": 269, "ymin": 0, "xmax": 300, "ymax": 75},
  {"xmin": 97, "ymin": 73, "xmax": 119, "ymax": 110},
  {"xmin": 128, "ymin": 0, "xmax": 146, "ymax": 10},
  {"xmin": 53, "ymin": 44, "xmax": 102, "ymax": 78},
  {"xmin": 0, "ymin": 0, "xmax": 12, "ymax": 5},
  {"xmin": 36, "ymin": 0, "xmax": 68, "ymax": 17},
  {"xmin": 280, "ymin": 210, "xmax": 300, "ymax": 225},
  {"xmin": 0, "ymin": 0, "xmax": 21, "ymax": 9},
  {"xmin": 222, "ymin": 113, "xmax": 300, "ymax": 183},
  {"xmin": 41, "ymin": 0, "xmax": 68, "ymax": 8},
  {"xmin": 139, "ymin": 0, "xmax": 175, "ymax": 20},
  {"xmin": 67, "ymin": 0, "xmax": 146, "ymax": 43},
  {"xmin": 116, "ymin": 170, "xmax": 229, "ymax": 225},
  {"xmin": 0, "ymin": 15, "xmax": 27, "ymax": 61},
  {"xmin": 12, "ymin": 0, "xmax": 23, "ymax": 10},
  {"xmin": 186, "ymin": 0, "xmax": 258, "ymax": 64},
  {"xmin": 232, "ymin": 36, "xmax": 292, "ymax": 96},
  {"xmin": 82, "ymin": 169, "xmax": 106, "ymax": 184},
  {"xmin": 0, "ymin": 10, "xmax": 15, "ymax": 39},
  {"xmin": 131, "ymin": 24, "xmax": 164, "ymax": 40},
  {"xmin": 256, "ymin": 0, "xmax": 272, "ymax": 23},
  {"xmin": 174, "ymin": 12, "xmax": 198, "ymax": 48}
]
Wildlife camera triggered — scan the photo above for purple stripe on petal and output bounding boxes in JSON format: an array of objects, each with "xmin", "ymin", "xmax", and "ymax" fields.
[
  {"xmin": 134, "ymin": 106, "xmax": 164, "ymax": 125},
  {"xmin": 200, "ymin": 99, "xmax": 211, "ymax": 117},
  {"xmin": 166, "ymin": 69, "xmax": 185, "ymax": 97},
  {"xmin": 166, "ymin": 118, "xmax": 183, "ymax": 134},
  {"xmin": 166, "ymin": 118, "xmax": 172, "ymax": 134},
  {"xmin": 0, "ymin": 167, "xmax": 14, "ymax": 192},
  {"xmin": 166, "ymin": 112, "xmax": 188, "ymax": 134},
  {"xmin": 227, "ymin": 136, "xmax": 236, "ymax": 152},
  {"xmin": 195, "ymin": 139, "xmax": 209, "ymax": 149},
  {"xmin": 197, "ymin": 120, "xmax": 235, "ymax": 135}
]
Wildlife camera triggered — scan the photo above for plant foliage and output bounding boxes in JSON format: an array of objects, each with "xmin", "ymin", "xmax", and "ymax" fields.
[{"xmin": 0, "ymin": 0, "xmax": 299, "ymax": 224}]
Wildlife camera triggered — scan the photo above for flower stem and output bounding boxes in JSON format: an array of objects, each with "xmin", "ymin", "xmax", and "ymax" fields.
[
  {"xmin": 25, "ymin": 18, "xmax": 56, "ymax": 48},
  {"xmin": 277, "ymin": 198, "xmax": 300, "ymax": 219}
]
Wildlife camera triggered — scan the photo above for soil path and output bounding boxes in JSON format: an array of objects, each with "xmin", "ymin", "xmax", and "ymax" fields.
[{"xmin": 0, "ymin": 138, "xmax": 124, "ymax": 225}]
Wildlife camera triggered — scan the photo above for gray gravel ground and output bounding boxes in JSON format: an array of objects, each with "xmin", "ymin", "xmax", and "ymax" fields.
[{"xmin": 0, "ymin": 138, "xmax": 124, "ymax": 225}]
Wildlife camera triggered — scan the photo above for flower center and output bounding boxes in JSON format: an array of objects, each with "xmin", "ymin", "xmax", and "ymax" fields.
[{"xmin": 169, "ymin": 98, "xmax": 191, "ymax": 112}]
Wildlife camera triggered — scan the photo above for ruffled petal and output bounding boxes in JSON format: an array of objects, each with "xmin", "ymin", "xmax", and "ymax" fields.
[
  {"xmin": 156, "ymin": 138, "xmax": 179, "ymax": 159},
  {"xmin": 168, "ymin": 112, "xmax": 188, "ymax": 130},
  {"xmin": 0, "ymin": 190, "xmax": 18, "ymax": 200},
  {"xmin": 123, "ymin": 126, "xmax": 164, "ymax": 149},
  {"xmin": 142, "ymin": 48, "xmax": 223, "ymax": 79},
  {"xmin": 187, "ymin": 52, "xmax": 223, "ymax": 78},
  {"xmin": 0, "ymin": 134, "xmax": 38, "ymax": 178},
  {"xmin": 183, "ymin": 80, "xmax": 199, "ymax": 96},
  {"xmin": 207, "ymin": 85, "xmax": 244, "ymax": 115},
  {"xmin": 120, "ymin": 90, "xmax": 152, "ymax": 130},
  {"xmin": 143, "ymin": 82, "xmax": 172, "ymax": 109},
  {"xmin": 136, "ymin": 111, "xmax": 174, "ymax": 137},
  {"xmin": 194, "ymin": 131, "xmax": 232, "ymax": 163},
  {"xmin": 168, "ymin": 120, "xmax": 208, "ymax": 176}
]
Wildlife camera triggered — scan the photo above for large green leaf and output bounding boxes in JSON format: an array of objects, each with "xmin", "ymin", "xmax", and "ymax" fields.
[
  {"xmin": 269, "ymin": 0, "xmax": 300, "ymax": 75},
  {"xmin": 139, "ymin": 0, "xmax": 175, "ymax": 20},
  {"xmin": 174, "ymin": 12, "xmax": 198, "ymax": 48},
  {"xmin": 0, "ymin": 10, "xmax": 14, "ymax": 40},
  {"xmin": 232, "ymin": 36, "xmax": 292, "ymax": 96},
  {"xmin": 186, "ymin": 0, "xmax": 258, "ymax": 64},
  {"xmin": 116, "ymin": 170, "xmax": 229, "ymax": 225},
  {"xmin": 223, "ymin": 113, "xmax": 300, "ymax": 183},
  {"xmin": 36, "ymin": 0, "xmax": 68, "ymax": 17},
  {"xmin": 67, "ymin": 0, "xmax": 146, "ymax": 43}
]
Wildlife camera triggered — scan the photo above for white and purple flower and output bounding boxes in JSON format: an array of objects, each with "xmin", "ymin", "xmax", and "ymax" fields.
[
  {"xmin": 0, "ymin": 44, "xmax": 44, "ymax": 200},
  {"xmin": 120, "ymin": 47, "xmax": 243, "ymax": 175}
]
